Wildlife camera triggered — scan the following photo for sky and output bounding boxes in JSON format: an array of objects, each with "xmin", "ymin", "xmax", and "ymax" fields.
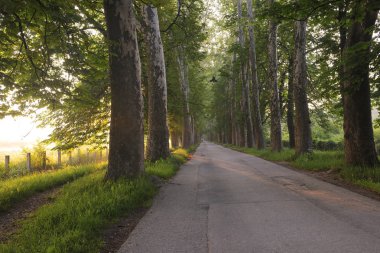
[{"xmin": 0, "ymin": 116, "xmax": 52, "ymax": 153}]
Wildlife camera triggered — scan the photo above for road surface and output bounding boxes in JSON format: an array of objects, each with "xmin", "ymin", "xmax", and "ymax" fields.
[{"xmin": 118, "ymin": 142, "xmax": 380, "ymax": 253}]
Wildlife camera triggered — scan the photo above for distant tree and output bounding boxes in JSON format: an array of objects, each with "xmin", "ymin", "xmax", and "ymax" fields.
[
  {"xmin": 267, "ymin": 0, "xmax": 282, "ymax": 152},
  {"xmin": 293, "ymin": 20, "xmax": 312, "ymax": 155},
  {"xmin": 238, "ymin": 0, "xmax": 254, "ymax": 148},
  {"xmin": 176, "ymin": 45, "xmax": 193, "ymax": 149},
  {"xmin": 247, "ymin": 0, "xmax": 265, "ymax": 149},
  {"xmin": 286, "ymin": 55, "xmax": 296, "ymax": 148}
]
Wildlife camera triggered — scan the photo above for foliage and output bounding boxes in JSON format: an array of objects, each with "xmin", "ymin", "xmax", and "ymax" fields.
[{"xmin": 0, "ymin": 0, "xmax": 209, "ymax": 150}]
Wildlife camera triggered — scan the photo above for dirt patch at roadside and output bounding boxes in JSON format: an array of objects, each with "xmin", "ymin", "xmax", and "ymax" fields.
[
  {"xmin": 276, "ymin": 161, "xmax": 380, "ymax": 202},
  {"xmin": 100, "ymin": 207, "xmax": 149, "ymax": 253},
  {"xmin": 0, "ymin": 188, "xmax": 61, "ymax": 242}
]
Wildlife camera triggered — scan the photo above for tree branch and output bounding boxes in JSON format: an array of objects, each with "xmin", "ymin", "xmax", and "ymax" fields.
[{"xmin": 161, "ymin": 0, "xmax": 182, "ymax": 33}]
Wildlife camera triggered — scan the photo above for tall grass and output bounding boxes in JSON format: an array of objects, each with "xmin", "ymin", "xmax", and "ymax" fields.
[
  {"xmin": 291, "ymin": 150, "xmax": 344, "ymax": 171},
  {"xmin": 0, "ymin": 163, "xmax": 103, "ymax": 212},
  {"xmin": 0, "ymin": 171, "xmax": 156, "ymax": 252},
  {"xmin": 0, "ymin": 151, "xmax": 190, "ymax": 252}
]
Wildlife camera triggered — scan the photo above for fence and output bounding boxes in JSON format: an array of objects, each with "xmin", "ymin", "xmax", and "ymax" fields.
[{"xmin": 0, "ymin": 148, "xmax": 108, "ymax": 178}]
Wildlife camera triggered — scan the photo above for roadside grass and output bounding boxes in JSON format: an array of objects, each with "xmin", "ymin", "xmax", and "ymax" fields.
[
  {"xmin": 0, "ymin": 151, "xmax": 190, "ymax": 253},
  {"xmin": 341, "ymin": 166, "xmax": 380, "ymax": 194},
  {"xmin": 225, "ymin": 144, "xmax": 380, "ymax": 194},
  {"xmin": 0, "ymin": 163, "xmax": 103, "ymax": 212},
  {"xmin": 291, "ymin": 150, "xmax": 344, "ymax": 171},
  {"xmin": 225, "ymin": 145, "xmax": 295, "ymax": 162}
]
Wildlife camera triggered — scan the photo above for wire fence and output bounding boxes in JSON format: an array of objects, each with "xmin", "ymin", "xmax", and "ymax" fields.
[{"xmin": 0, "ymin": 148, "xmax": 108, "ymax": 179}]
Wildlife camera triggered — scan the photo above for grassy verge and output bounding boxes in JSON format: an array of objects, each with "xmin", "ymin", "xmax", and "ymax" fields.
[
  {"xmin": 0, "ymin": 150, "xmax": 190, "ymax": 253},
  {"xmin": 0, "ymin": 164, "xmax": 103, "ymax": 212},
  {"xmin": 224, "ymin": 144, "xmax": 380, "ymax": 194}
]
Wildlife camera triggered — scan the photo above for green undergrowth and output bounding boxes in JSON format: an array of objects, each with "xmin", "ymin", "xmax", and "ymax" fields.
[
  {"xmin": 291, "ymin": 150, "xmax": 344, "ymax": 171},
  {"xmin": 0, "ymin": 163, "xmax": 104, "ymax": 212},
  {"xmin": 341, "ymin": 166, "xmax": 380, "ymax": 194},
  {"xmin": 225, "ymin": 144, "xmax": 380, "ymax": 194},
  {"xmin": 0, "ymin": 150, "xmax": 190, "ymax": 253}
]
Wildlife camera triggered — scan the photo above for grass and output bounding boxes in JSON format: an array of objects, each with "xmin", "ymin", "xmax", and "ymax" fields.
[
  {"xmin": 225, "ymin": 145, "xmax": 295, "ymax": 162},
  {"xmin": 225, "ymin": 144, "xmax": 380, "ymax": 194},
  {"xmin": 292, "ymin": 150, "xmax": 344, "ymax": 171},
  {"xmin": 0, "ymin": 150, "xmax": 190, "ymax": 253},
  {"xmin": 0, "ymin": 164, "xmax": 103, "ymax": 212}
]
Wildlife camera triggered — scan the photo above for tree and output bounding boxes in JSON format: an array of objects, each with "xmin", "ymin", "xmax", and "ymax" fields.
[
  {"xmin": 176, "ymin": 45, "xmax": 193, "ymax": 149},
  {"xmin": 104, "ymin": 0, "xmax": 144, "ymax": 180},
  {"xmin": 247, "ymin": 0, "xmax": 265, "ymax": 149},
  {"xmin": 293, "ymin": 20, "xmax": 312, "ymax": 155},
  {"xmin": 343, "ymin": 0, "xmax": 379, "ymax": 166},
  {"xmin": 267, "ymin": 0, "xmax": 282, "ymax": 152},
  {"xmin": 286, "ymin": 55, "xmax": 296, "ymax": 148},
  {"xmin": 237, "ymin": 0, "xmax": 254, "ymax": 148},
  {"xmin": 142, "ymin": 5, "xmax": 170, "ymax": 161}
]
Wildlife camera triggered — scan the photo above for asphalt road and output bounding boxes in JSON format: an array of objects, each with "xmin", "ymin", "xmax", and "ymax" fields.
[{"xmin": 118, "ymin": 142, "xmax": 380, "ymax": 253}]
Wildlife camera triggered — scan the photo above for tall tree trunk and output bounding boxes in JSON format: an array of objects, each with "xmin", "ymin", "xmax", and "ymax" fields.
[
  {"xmin": 238, "ymin": 0, "xmax": 254, "ymax": 148},
  {"xmin": 142, "ymin": 5, "xmax": 170, "ymax": 162},
  {"xmin": 247, "ymin": 0, "xmax": 265, "ymax": 149},
  {"xmin": 343, "ymin": 1, "xmax": 379, "ymax": 166},
  {"xmin": 268, "ymin": 0, "xmax": 282, "ymax": 152},
  {"xmin": 176, "ymin": 45, "xmax": 193, "ymax": 148},
  {"xmin": 231, "ymin": 53, "xmax": 238, "ymax": 146},
  {"xmin": 170, "ymin": 130, "xmax": 179, "ymax": 148},
  {"xmin": 287, "ymin": 55, "xmax": 296, "ymax": 148},
  {"xmin": 104, "ymin": 0, "xmax": 144, "ymax": 180},
  {"xmin": 293, "ymin": 20, "xmax": 312, "ymax": 155}
]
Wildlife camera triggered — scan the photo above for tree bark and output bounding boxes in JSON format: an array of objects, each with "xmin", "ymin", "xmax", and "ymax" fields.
[
  {"xmin": 176, "ymin": 45, "xmax": 193, "ymax": 149},
  {"xmin": 142, "ymin": 5, "xmax": 170, "ymax": 162},
  {"xmin": 104, "ymin": 0, "xmax": 144, "ymax": 180},
  {"xmin": 238, "ymin": 0, "xmax": 254, "ymax": 148},
  {"xmin": 287, "ymin": 55, "xmax": 295, "ymax": 148},
  {"xmin": 338, "ymin": 0, "xmax": 348, "ymax": 106},
  {"xmin": 343, "ymin": 1, "xmax": 379, "ymax": 166},
  {"xmin": 268, "ymin": 0, "xmax": 282, "ymax": 152},
  {"xmin": 293, "ymin": 20, "xmax": 312, "ymax": 155},
  {"xmin": 247, "ymin": 0, "xmax": 265, "ymax": 149}
]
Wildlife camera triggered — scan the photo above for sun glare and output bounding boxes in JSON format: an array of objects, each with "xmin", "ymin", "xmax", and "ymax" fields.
[{"xmin": 0, "ymin": 116, "xmax": 52, "ymax": 153}]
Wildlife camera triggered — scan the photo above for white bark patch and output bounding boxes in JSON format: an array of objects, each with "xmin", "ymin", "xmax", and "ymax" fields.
[{"xmin": 143, "ymin": 5, "xmax": 168, "ymax": 104}]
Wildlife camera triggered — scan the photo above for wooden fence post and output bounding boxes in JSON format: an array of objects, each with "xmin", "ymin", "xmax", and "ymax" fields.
[
  {"xmin": 5, "ymin": 155, "xmax": 10, "ymax": 171},
  {"xmin": 77, "ymin": 149, "xmax": 81, "ymax": 163},
  {"xmin": 26, "ymin": 153, "xmax": 31, "ymax": 172},
  {"xmin": 42, "ymin": 151, "xmax": 46, "ymax": 170},
  {"xmin": 100, "ymin": 150, "xmax": 103, "ymax": 161},
  {"xmin": 87, "ymin": 148, "xmax": 90, "ymax": 163},
  {"xmin": 69, "ymin": 151, "xmax": 72, "ymax": 164},
  {"xmin": 57, "ymin": 150, "xmax": 62, "ymax": 167}
]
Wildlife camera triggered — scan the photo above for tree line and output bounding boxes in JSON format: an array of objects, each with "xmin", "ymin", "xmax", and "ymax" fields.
[
  {"xmin": 208, "ymin": 0, "xmax": 379, "ymax": 167},
  {"xmin": 0, "ymin": 0, "xmax": 208, "ymax": 179}
]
